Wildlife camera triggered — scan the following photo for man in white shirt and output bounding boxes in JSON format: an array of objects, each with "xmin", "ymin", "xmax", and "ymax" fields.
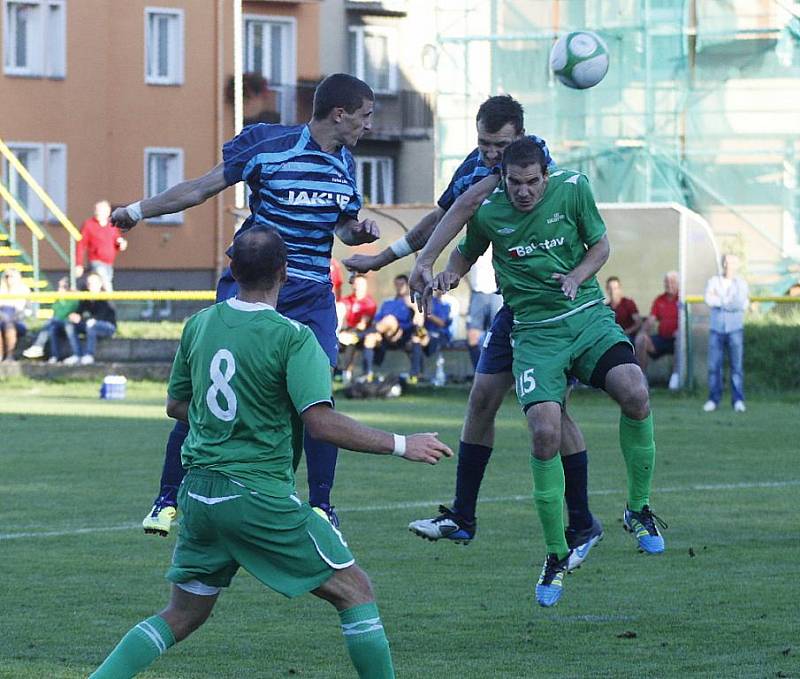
[
  {"xmin": 466, "ymin": 247, "xmax": 503, "ymax": 369},
  {"xmin": 703, "ymin": 254, "xmax": 749, "ymax": 412}
]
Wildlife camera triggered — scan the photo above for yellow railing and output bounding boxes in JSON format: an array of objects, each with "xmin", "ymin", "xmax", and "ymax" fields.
[
  {"xmin": 0, "ymin": 181, "xmax": 45, "ymax": 240},
  {"xmin": 684, "ymin": 296, "xmax": 798, "ymax": 304},
  {"xmin": 0, "ymin": 138, "xmax": 82, "ymax": 241}
]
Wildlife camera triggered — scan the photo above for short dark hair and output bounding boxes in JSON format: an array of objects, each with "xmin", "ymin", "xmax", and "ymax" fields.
[
  {"xmin": 476, "ymin": 95, "xmax": 524, "ymax": 134},
  {"xmin": 312, "ymin": 74, "xmax": 375, "ymax": 120},
  {"xmin": 230, "ymin": 226, "xmax": 287, "ymax": 290},
  {"xmin": 501, "ymin": 138, "xmax": 547, "ymax": 173},
  {"xmin": 606, "ymin": 276, "xmax": 620, "ymax": 285},
  {"xmin": 394, "ymin": 274, "xmax": 409, "ymax": 284}
]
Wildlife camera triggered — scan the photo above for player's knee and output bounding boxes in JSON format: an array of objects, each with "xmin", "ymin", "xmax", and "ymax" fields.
[
  {"xmin": 466, "ymin": 382, "xmax": 502, "ymax": 424},
  {"xmin": 616, "ymin": 370, "xmax": 650, "ymax": 419},
  {"xmin": 321, "ymin": 565, "xmax": 375, "ymax": 610}
]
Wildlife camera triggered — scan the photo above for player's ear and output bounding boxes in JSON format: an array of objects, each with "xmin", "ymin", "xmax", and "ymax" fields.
[{"xmin": 279, "ymin": 262, "xmax": 288, "ymax": 284}]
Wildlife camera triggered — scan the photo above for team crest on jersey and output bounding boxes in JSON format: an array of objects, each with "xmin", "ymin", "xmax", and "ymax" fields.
[
  {"xmin": 547, "ymin": 212, "xmax": 565, "ymax": 224},
  {"xmin": 508, "ymin": 237, "xmax": 565, "ymax": 258},
  {"xmin": 287, "ymin": 190, "xmax": 350, "ymax": 210}
]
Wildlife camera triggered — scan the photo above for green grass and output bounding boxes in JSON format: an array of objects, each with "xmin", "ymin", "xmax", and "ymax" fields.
[{"xmin": 1, "ymin": 383, "xmax": 798, "ymax": 679}]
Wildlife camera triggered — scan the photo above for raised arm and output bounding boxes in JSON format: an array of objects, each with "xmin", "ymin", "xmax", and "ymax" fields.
[
  {"xmin": 302, "ymin": 404, "xmax": 452, "ymax": 465},
  {"xmin": 111, "ymin": 163, "xmax": 230, "ymax": 231},
  {"xmin": 342, "ymin": 207, "xmax": 444, "ymax": 275},
  {"xmin": 409, "ymin": 174, "xmax": 499, "ymax": 303},
  {"xmin": 552, "ymin": 235, "xmax": 610, "ymax": 301}
]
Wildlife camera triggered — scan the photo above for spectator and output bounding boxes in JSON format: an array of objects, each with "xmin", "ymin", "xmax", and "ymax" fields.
[
  {"xmin": 330, "ymin": 257, "xmax": 344, "ymax": 301},
  {"xmin": 363, "ymin": 274, "xmax": 418, "ymax": 381},
  {"xmin": 703, "ymin": 254, "xmax": 749, "ymax": 413},
  {"xmin": 74, "ymin": 200, "xmax": 128, "ymax": 291},
  {"xmin": 337, "ymin": 274, "xmax": 378, "ymax": 382},
  {"xmin": 0, "ymin": 267, "xmax": 31, "ymax": 362},
  {"xmin": 466, "ymin": 248, "xmax": 502, "ymax": 369},
  {"xmin": 409, "ymin": 290, "xmax": 452, "ymax": 384},
  {"xmin": 22, "ymin": 277, "xmax": 78, "ymax": 362},
  {"xmin": 62, "ymin": 272, "xmax": 117, "ymax": 366},
  {"xmin": 635, "ymin": 271, "xmax": 680, "ymax": 384},
  {"xmin": 606, "ymin": 276, "xmax": 642, "ymax": 341}
]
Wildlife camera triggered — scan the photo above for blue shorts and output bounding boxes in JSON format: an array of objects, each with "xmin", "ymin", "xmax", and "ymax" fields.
[
  {"xmin": 648, "ymin": 334, "xmax": 675, "ymax": 360},
  {"xmin": 467, "ymin": 292, "xmax": 503, "ymax": 332},
  {"xmin": 217, "ymin": 267, "xmax": 338, "ymax": 366},
  {"xmin": 476, "ymin": 304, "xmax": 513, "ymax": 375}
]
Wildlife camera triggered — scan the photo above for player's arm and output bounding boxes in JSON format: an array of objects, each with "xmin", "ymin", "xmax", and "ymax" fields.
[
  {"xmin": 342, "ymin": 207, "xmax": 444, "ymax": 275},
  {"xmin": 302, "ymin": 404, "xmax": 452, "ymax": 465},
  {"xmin": 410, "ymin": 174, "xmax": 499, "ymax": 301},
  {"xmin": 166, "ymin": 397, "xmax": 189, "ymax": 423},
  {"xmin": 111, "ymin": 163, "xmax": 230, "ymax": 231},
  {"xmin": 335, "ymin": 215, "xmax": 381, "ymax": 246},
  {"xmin": 552, "ymin": 235, "xmax": 610, "ymax": 301}
]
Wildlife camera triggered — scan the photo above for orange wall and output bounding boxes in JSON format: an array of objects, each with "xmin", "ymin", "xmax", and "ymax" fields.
[{"xmin": 0, "ymin": 0, "xmax": 321, "ymax": 275}]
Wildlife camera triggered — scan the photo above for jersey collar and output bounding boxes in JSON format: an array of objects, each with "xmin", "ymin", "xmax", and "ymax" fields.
[{"xmin": 227, "ymin": 298, "xmax": 275, "ymax": 312}]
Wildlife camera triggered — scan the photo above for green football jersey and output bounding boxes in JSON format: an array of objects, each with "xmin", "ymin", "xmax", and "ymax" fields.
[
  {"xmin": 458, "ymin": 169, "xmax": 607, "ymax": 324},
  {"xmin": 168, "ymin": 298, "xmax": 333, "ymax": 497}
]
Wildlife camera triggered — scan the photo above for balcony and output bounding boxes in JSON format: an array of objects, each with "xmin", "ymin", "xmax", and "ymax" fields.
[
  {"xmin": 241, "ymin": 82, "xmax": 434, "ymax": 141},
  {"xmin": 345, "ymin": 0, "xmax": 407, "ymax": 17}
]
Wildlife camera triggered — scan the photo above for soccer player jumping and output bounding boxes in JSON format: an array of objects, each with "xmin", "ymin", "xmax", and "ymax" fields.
[
  {"xmin": 345, "ymin": 96, "xmax": 603, "ymax": 566},
  {"xmin": 426, "ymin": 138, "xmax": 666, "ymax": 608},
  {"xmin": 89, "ymin": 227, "xmax": 452, "ymax": 678},
  {"xmin": 112, "ymin": 74, "xmax": 379, "ymax": 533}
]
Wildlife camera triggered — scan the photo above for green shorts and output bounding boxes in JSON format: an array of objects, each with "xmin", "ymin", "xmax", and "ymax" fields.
[
  {"xmin": 166, "ymin": 469, "xmax": 354, "ymax": 598},
  {"xmin": 511, "ymin": 302, "xmax": 631, "ymax": 407}
]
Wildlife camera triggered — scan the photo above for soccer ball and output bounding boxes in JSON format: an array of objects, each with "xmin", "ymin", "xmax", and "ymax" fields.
[{"xmin": 550, "ymin": 31, "xmax": 609, "ymax": 90}]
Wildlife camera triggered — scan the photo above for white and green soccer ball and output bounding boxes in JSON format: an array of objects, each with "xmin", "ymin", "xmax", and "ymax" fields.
[{"xmin": 550, "ymin": 31, "xmax": 609, "ymax": 90}]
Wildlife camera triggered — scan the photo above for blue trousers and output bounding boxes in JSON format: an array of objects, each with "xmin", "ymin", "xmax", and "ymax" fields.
[{"xmin": 707, "ymin": 329, "xmax": 744, "ymax": 404}]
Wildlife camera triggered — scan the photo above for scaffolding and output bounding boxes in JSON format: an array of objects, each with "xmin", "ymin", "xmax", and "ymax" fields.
[{"xmin": 434, "ymin": 0, "xmax": 800, "ymax": 293}]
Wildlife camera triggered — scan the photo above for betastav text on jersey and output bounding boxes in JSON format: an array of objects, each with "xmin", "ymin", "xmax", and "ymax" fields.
[{"xmin": 223, "ymin": 124, "xmax": 362, "ymax": 285}]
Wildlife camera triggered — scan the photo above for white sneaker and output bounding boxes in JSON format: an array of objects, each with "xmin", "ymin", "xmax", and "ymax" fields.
[
  {"xmin": 62, "ymin": 355, "xmax": 79, "ymax": 366},
  {"xmin": 22, "ymin": 345, "xmax": 44, "ymax": 359},
  {"xmin": 703, "ymin": 400, "xmax": 717, "ymax": 412},
  {"xmin": 733, "ymin": 400, "xmax": 746, "ymax": 413},
  {"xmin": 47, "ymin": 356, "xmax": 59, "ymax": 364},
  {"xmin": 80, "ymin": 354, "xmax": 95, "ymax": 365},
  {"xmin": 668, "ymin": 372, "xmax": 680, "ymax": 391}
]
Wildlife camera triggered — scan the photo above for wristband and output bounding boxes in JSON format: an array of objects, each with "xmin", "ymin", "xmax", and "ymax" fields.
[
  {"xmin": 126, "ymin": 201, "xmax": 143, "ymax": 222},
  {"xmin": 392, "ymin": 434, "xmax": 406, "ymax": 457},
  {"xmin": 389, "ymin": 236, "xmax": 413, "ymax": 259}
]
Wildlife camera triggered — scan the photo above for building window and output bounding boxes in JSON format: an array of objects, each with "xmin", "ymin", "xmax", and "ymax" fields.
[
  {"xmin": 355, "ymin": 156, "xmax": 393, "ymax": 205},
  {"xmin": 1, "ymin": 141, "xmax": 67, "ymax": 222},
  {"xmin": 348, "ymin": 25, "xmax": 398, "ymax": 94},
  {"xmin": 144, "ymin": 148, "xmax": 184, "ymax": 223},
  {"xmin": 3, "ymin": 0, "xmax": 66, "ymax": 78},
  {"xmin": 243, "ymin": 15, "xmax": 297, "ymax": 123},
  {"xmin": 145, "ymin": 7, "xmax": 184, "ymax": 85}
]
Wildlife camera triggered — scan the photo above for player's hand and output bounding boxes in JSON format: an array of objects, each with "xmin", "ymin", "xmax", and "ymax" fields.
[
  {"xmin": 349, "ymin": 219, "xmax": 380, "ymax": 245},
  {"xmin": 111, "ymin": 207, "xmax": 139, "ymax": 232},
  {"xmin": 433, "ymin": 271, "xmax": 461, "ymax": 293},
  {"xmin": 400, "ymin": 433, "xmax": 453, "ymax": 465},
  {"xmin": 117, "ymin": 237, "xmax": 128, "ymax": 252},
  {"xmin": 552, "ymin": 272, "xmax": 580, "ymax": 301},
  {"xmin": 409, "ymin": 260, "xmax": 433, "ymax": 312},
  {"xmin": 342, "ymin": 253, "xmax": 381, "ymax": 279}
]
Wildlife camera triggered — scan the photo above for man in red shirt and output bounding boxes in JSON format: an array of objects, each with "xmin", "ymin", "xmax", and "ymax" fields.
[
  {"xmin": 606, "ymin": 276, "xmax": 642, "ymax": 341},
  {"xmin": 635, "ymin": 271, "xmax": 679, "ymax": 375},
  {"xmin": 74, "ymin": 200, "xmax": 127, "ymax": 291},
  {"xmin": 337, "ymin": 274, "xmax": 377, "ymax": 381}
]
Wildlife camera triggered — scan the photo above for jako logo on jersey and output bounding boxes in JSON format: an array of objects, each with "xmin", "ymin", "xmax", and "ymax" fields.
[
  {"xmin": 547, "ymin": 212, "xmax": 565, "ymax": 224},
  {"xmin": 287, "ymin": 190, "xmax": 351, "ymax": 210},
  {"xmin": 497, "ymin": 227, "xmax": 516, "ymax": 235},
  {"xmin": 508, "ymin": 237, "xmax": 565, "ymax": 258}
]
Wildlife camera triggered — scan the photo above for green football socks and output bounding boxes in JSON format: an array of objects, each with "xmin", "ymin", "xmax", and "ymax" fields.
[
  {"xmin": 530, "ymin": 456, "xmax": 569, "ymax": 559},
  {"xmin": 620, "ymin": 412, "xmax": 656, "ymax": 511},
  {"xmin": 339, "ymin": 602, "xmax": 395, "ymax": 679},
  {"xmin": 89, "ymin": 614, "xmax": 175, "ymax": 678}
]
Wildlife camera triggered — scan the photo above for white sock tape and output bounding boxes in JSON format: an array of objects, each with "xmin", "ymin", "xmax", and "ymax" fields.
[
  {"xmin": 392, "ymin": 434, "xmax": 406, "ymax": 457},
  {"xmin": 389, "ymin": 237, "xmax": 413, "ymax": 259},
  {"xmin": 126, "ymin": 201, "xmax": 143, "ymax": 222}
]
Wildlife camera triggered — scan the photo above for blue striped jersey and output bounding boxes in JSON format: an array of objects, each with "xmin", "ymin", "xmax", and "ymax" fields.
[
  {"xmin": 223, "ymin": 123, "xmax": 362, "ymax": 284},
  {"xmin": 437, "ymin": 134, "xmax": 556, "ymax": 211}
]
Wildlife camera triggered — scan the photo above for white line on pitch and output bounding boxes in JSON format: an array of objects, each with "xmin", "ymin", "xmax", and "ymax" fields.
[{"xmin": 1, "ymin": 479, "xmax": 797, "ymax": 541}]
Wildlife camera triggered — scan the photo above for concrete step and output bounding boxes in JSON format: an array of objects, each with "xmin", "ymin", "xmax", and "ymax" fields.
[{"xmin": 0, "ymin": 360, "xmax": 172, "ymax": 381}]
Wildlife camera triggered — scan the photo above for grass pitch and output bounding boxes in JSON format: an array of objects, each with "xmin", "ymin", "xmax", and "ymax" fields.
[{"xmin": 0, "ymin": 380, "xmax": 797, "ymax": 679}]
